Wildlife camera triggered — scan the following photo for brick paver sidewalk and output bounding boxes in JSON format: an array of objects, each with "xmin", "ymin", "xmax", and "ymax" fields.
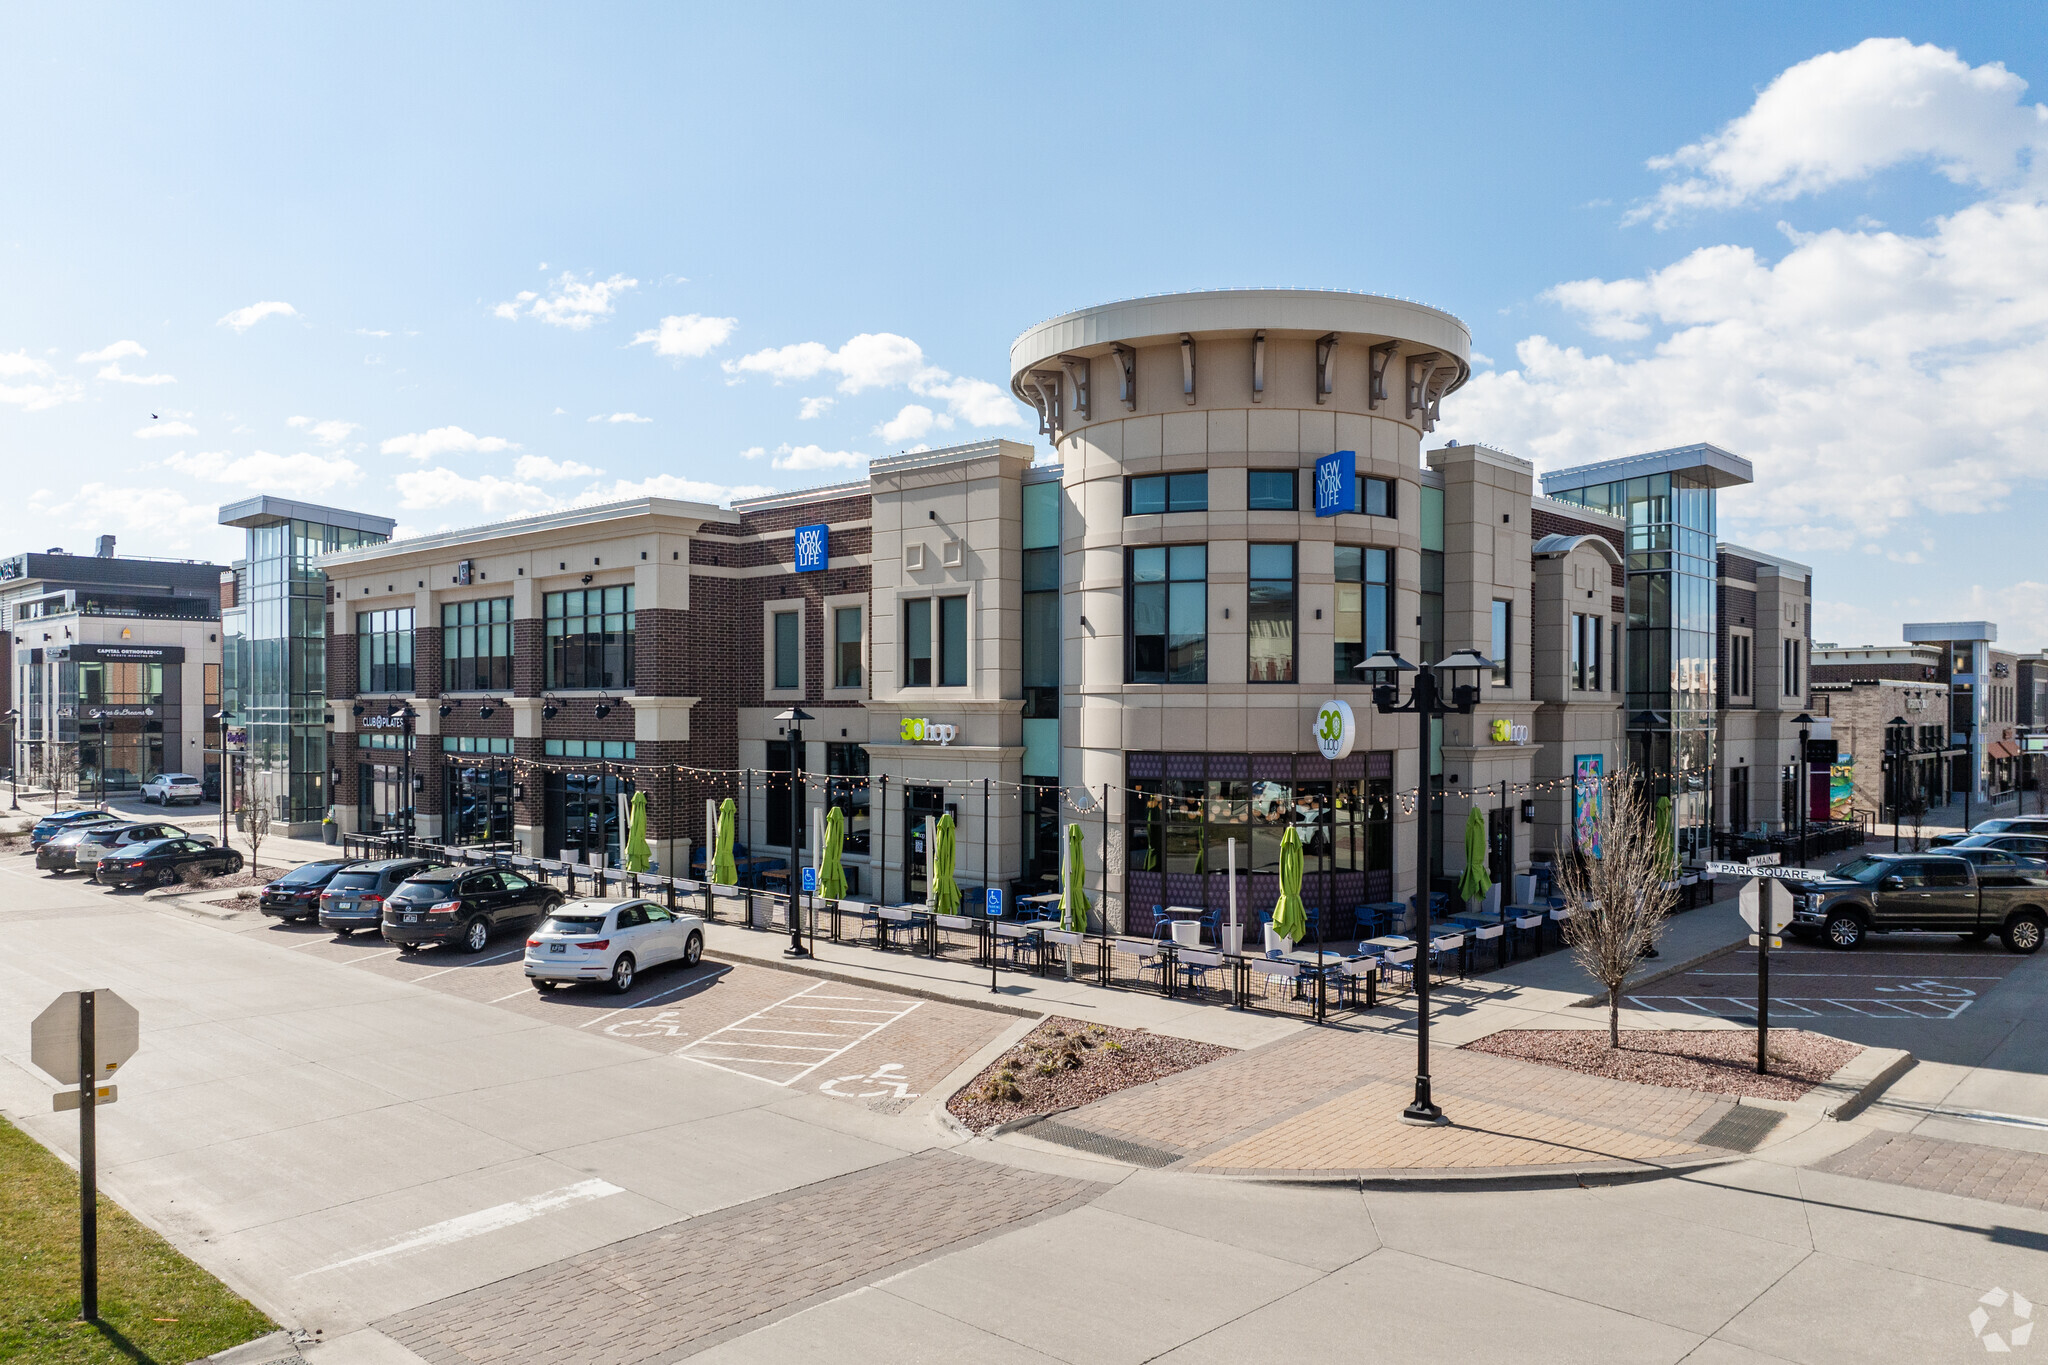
[
  {"xmin": 1814, "ymin": 1131, "xmax": 2048, "ymax": 1212},
  {"xmin": 1032, "ymin": 1027, "xmax": 1750, "ymax": 1180}
]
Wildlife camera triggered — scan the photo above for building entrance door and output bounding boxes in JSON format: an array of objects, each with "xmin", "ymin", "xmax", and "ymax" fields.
[{"xmin": 904, "ymin": 785, "xmax": 944, "ymax": 903}]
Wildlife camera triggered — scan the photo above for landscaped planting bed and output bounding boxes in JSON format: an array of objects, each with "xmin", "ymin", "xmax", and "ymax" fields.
[
  {"xmin": 948, "ymin": 1016, "xmax": 1234, "ymax": 1134},
  {"xmin": 1463, "ymin": 1027, "xmax": 1863, "ymax": 1102}
]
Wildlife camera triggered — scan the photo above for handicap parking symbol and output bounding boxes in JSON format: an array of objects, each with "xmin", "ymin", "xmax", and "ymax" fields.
[
  {"xmin": 820, "ymin": 1063, "xmax": 919, "ymax": 1100},
  {"xmin": 604, "ymin": 1009, "xmax": 691, "ymax": 1040}
]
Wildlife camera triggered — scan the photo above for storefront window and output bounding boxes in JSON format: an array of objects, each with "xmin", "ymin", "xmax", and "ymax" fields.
[
  {"xmin": 826, "ymin": 741, "xmax": 870, "ymax": 871},
  {"xmin": 544, "ymin": 586, "xmax": 634, "ymax": 690},
  {"xmin": 1127, "ymin": 545, "xmax": 1206, "ymax": 684},
  {"xmin": 1334, "ymin": 546, "xmax": 1390, "ymax": 678},
  {"xmin": 1247, "ymin": 544, "xmax": 1295, "ymax": 684},
  {"xmin": 445, "ymin": 763, "xmax": 512, "ymax": 845},
  {"xmin": 765, "ymin": 738, "xmax": 806, "ymax": 849}
]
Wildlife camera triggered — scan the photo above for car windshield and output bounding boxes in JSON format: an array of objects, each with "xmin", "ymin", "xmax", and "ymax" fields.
[
  {"xmin": 328, "ymin": 871, "xmax": 384, "ymax": 891},
  {"xmin": 1830, "ymin": 858, "xmax": 1893, "ymax": 885},
  {"xmin": 279, "ymin": 862, "xmax": 348, "ymax": 885},
  {"xmin": 545, "ymin": 915, "xmax": 608, "ymax": 934}
]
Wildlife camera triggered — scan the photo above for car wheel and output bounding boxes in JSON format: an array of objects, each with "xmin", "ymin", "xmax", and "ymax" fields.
[
  {"xmin": 608, "ymin": 953, "xmax": 636, "ymax": 994},
  {"xmin": 2002, "ymin": 910, "xmax": 2046, "ymax": 955},
  {"xmin": 682, "ymin": 932, "xmax": 703, "ymax": 967},
  {"xmin": 156, "ymin": 868, "xmax": 178, "ymax": 889},
  {"xmin": 227, "ymin": 855, "xmax": 243, "ymax": 873},
  {"xmin": 1959, "ymin": 929, "xmax": 1991, "ymax": 943},
  {"xmin": 462, "ymin": 917, "xmax": 490, "ymax": 953},
  {"xmin": 1823, "ymin": 911, "xmax": 1865, "ymax": 949}
]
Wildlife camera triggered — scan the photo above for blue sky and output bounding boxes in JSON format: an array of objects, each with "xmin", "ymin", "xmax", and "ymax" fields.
[{"xmin": 4, "ymin": 3, "xmax": 2045, "ymax": 648}]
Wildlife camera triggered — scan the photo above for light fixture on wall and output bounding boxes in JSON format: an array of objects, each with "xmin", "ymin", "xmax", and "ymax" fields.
[
  {"xmin": 581, "ymin": 573, "xmax": 594, "ymax": 585},
  {"xmin": 438, "ymin": 703, "xmax": 454, "ymax": 718},
  {"xmin": 542, "ymin": 697, "xmax": 559, "ymax": 720},
  {"xmin": 351, "ymin": 704, "xmax": 366, "ymax": 717},
  {"xmin": 593, "ymin": 696, "xmax": 613, "ymax": 719},
  {"xmin": 477, "ymin": 699, "xmax": 499, "ymax": 719}
]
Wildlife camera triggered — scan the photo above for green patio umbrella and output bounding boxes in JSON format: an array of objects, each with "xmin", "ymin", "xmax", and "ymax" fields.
[
  {"xmin": 1270, "ymin": 823, "xmax": 1308, "ymax": 943},
  {"xmin": 1653, "ymin": 796, "xmax": 1676, "ymax": 882},
  {"xmin": 712, "ymin": 796, "xmax": 738, "ymax": 886},
  {"xmin": 1458, "ymin": 806, "xmax": 1493, "ymax": 905},
  {"xmin": 819, "ymin": 805, "xmax": 847, "ymax": 900},
  {"xmin": 625, "ymin": 791, "xmax": 652, "ymax": 874},
  {"xmin": 930, "ymin": 812, "xmax": 961, "ymax": 913},
  {"xmin": 1060, "ymin": 822, "xmax": 1092, "ymax": 933}
]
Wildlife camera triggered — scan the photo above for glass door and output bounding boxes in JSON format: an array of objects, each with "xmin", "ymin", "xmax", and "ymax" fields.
[{"xmin": 904, "ymin": 785, "xmax": 944, "ymax": 903}]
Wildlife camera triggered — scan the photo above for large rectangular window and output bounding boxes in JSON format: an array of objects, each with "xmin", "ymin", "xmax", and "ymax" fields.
[
  {"xmin": 1125, "ymin": 472, "xmax": 1207, "ymax": 515},
  {"xmin": 826, "ymin": 741, "xmax": 871, "ymax": 864},
  {"xmin": 772, "ymin": 610, "xmax": 800, "ymax": 690},
  {"xmin": 1572, "ymin": 613, "xmax": 1603, "ymax": 691},
  {"xmin": 904, "ymin": 598, "xmax": 932, "ymax": 687},
  {"xmin": 1355, "ymin": 474, "xmax": 1394, "ymax": 518},
  {"xmin": 1334, "ymin": 546, "xmax": 1391, "ymax": 678},
  {"xmin": 1783, "ymin": 638, "xmax": 1800, "ymax": 697},
  {"xmin": 544, "ymin": 586, "xmax": 634, "ymax": 690},
  {"xmin": 1491, "ymin": 600, "xmax": 1512, "ymax": 687},
  {"xmin": 1247, "ymin": 543, "xmax": 1296, "ymax": 683},
  {"xmin": 1127, "ymin": 545, "xmax": 1207, "ymax": 683},
  {"xmin": 1246, "ymin": 471, "xmax": 1296, "ymax": 510},
  {"xmin": 833, "ymin": 607, "xmax": 862, "ymax": 689},
  {"xmin": 357, "ymin": 607, "xmax": 415, "ymax": 694},
  {"xmin": 442, "ymin": 598, "xmax": 512, "ymax": 693},
  {"xmin": 1729, "ymin": 631, "xmax": 1751, "ymax": 699},
  {"xmin": 939, "ymin": 594, "xmax": 968, "ymax": 687},
  {"xmin": 1022, "ymin": 546, "xmax": 1058, "ymax": 716}
]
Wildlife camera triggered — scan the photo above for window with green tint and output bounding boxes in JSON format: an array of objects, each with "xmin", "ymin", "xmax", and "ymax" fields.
[
  {"xmin": 1022, "ymin": 547, "xmax": 1058, "ymax": 710},
  {"xmin": 1491, "ymin": 599, "xmax": 1512, "ymax": 686},
  {"xmin": 1247, "ymin": 544, "xmax": 1296, "ymax": 683},
  {"xmin": 1247, "ymin": 470, "xmax": 1296, "ymax": 510},
  {"xmin": 357, "ymin": 607, "xmax": 415, "ymax": 693},
  {"xmin": 1420, "ymin": 485, "xmax": 1444, "ymax": 552},
  {"xmin": 544, "ymin": 586, "xmax": 634, "ymax": 690},
  {"xmin": 1355, "ymin": 474, "xmax": 1394, "ymax": 518},
  {"xmin": 833, "ymin": 606, "xmax": 862, "ymax": 688},
  {"xmin": 773, "ymin": 610, "xmax": 799, "ymax": 689},
  {"xmin": 1334, "ymin": 545, "xmax": 1391, "ymax": 678},
  {"xmin": 939, "ymin": 595, "xmax": 968, "ymax": 686},
  {"xmin": 1022, "ymin": 479, "xmax": 1061, "ymax": 549},
  {"xmin": 442, "ymin": 597, "xmax": 513, "ymax": 692},
  {"xmin": 1127, "ymin": 545, "xmax": 1207, "ymax": 683},
  {"xmin": 1125, "ymin": 472, "xmax": 1207, "ymax": 514},
  {"xmin": 904, "ymin": 597, "xmax": 932, "ymax": 686}
]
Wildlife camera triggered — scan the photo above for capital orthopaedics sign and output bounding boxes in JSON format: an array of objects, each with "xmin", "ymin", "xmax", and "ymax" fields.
[{"xmin": 898, "ymin": 717, "xmax": 957, "ymax": 745}]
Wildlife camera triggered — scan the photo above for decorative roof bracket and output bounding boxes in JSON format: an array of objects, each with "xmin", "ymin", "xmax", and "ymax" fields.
[
  {"xmin": 1315, "ymin": 333, "xmax": 1339, "ymax": 405},
  {"xmin": 1368, "ymin": 341, "xmax": 1398, "ymax": 409},
  {"xmin": 1180, "ymin": 333, "xmax": 1196, "ymax": 404},
  {"xmin": 1112, "ymin": 344, "xmax": 1136, "ymax": 411},
  {"xmin": 1026, "ymin": 370, "xmax": 1064, "ymax": 439},
  {"xmin": 1251, "ymin": 330, "xmax": 1265, "ymax": 403},
  {"xmin": 1058, "ymin": 355, "xmax": 1090, "ymax": 421}
]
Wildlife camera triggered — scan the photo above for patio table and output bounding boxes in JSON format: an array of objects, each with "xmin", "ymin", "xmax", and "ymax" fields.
[
  {"xmin": 1446, "ymin": 914, "xmax": 1508, "ymax": 969},
  {"xmin": 874, "ymin": 903, "xmax": 925, "ymax": 952}
]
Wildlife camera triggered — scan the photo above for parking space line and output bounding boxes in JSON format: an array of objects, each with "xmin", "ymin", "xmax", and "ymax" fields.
[
  {"xmin": 412, "ymin": 949, "xmax": 526, "ymax": 980},
  {"xmin": 674, "ymin": 981, "xmax": 923, "ymax": 1087},
  {"xmin": 573, "ymin": 964, "xmax": 732, "ymax": 1029}
]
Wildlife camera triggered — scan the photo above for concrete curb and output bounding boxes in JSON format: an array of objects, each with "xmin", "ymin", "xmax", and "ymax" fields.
[
  {"xmin": 1570, "ymin": 936, "xmax": 1748, "ymax": 1007},
  {"xmin": 187, "ymin": 1329, "xmax": 303, "ymax": 1364},
  {"xmin": 1799, "ymin": 1046, "xmax": 1915, "ymax": 1122},
  {"xmin": 1202, "ymin": 1150, "xmax": 1747, "ymax": 1190},
  {"xmin": 707, "ymin": 935, "xmax": 1046, "ymax": 1019}
]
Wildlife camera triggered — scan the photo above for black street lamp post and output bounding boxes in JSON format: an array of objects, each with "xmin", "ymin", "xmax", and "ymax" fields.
[
  {"xmin": 1884, "ymin": 715, "xmax": 1909, "ymax": 853},
  {"xmin": 775, "ymin": 707, "xmax": 812, "ymax": 958},
  {"xmin": 1358, "ymin": 647, "xmax": 1491, "ymax": 1126},
  {"xmin": 6, "ymin": 708, "xmax": 18, "ymax": 812},
  {"xmin": 1792, "ymin": 713, "xmax": 1815, "ymax": 867}
]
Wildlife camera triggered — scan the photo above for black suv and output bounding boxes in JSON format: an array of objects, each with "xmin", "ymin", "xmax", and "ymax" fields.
[
  {"xmin": 382, "ymin": 867, "xmax": 564, "ymax": 953},
  {"xmin": 316, "ymin": 858, "xmax": 438, "ymax": 933},
  {"xmin": 257, "ymin": 858, "xmax": 359, "ymax": 922}
]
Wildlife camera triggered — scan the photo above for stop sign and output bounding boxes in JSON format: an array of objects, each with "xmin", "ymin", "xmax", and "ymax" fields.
[{"xmin": 30, "ymin": 991, "xmax": 139, "ymax": 1086}]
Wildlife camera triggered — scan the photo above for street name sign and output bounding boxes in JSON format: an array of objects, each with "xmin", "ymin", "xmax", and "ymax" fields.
[
  {"xmin": 1747, "ymin": 852, "xmax": 1781, "ymax": 866},
  {"xmin": 31, "ymin": 989, "xmax": 138, "ymax": 1086},
  {"xmin": 55, "ymin": 1084, "xmax": 117, "ymax": 1112},
  {"xmin": 1707, "ymin": 862, "xmax": 1825, "ymax": 882}
]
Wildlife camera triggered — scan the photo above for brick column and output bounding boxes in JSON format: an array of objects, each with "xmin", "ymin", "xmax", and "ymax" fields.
[
  {"xmin": 514, "ymin": 618, "xmax": 544, "ymax": 698},
  {"xmin": 413, "ymin": 623, "xmax": 444, "ymax": 699}
]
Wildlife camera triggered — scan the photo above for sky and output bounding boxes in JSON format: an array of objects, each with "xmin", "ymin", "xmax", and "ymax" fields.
[{"xmin": 3, "ymin": 3, "xmax": 2045, "ymax": 650}]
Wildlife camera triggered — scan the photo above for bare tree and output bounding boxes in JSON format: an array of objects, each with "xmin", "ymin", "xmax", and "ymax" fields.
[
  {"xmin": 1554, "ymin": 774, "xmax": 1678, "ymax": 1048},
  {"xmin": 1903, "ymin": 794, "xmax": 1927, "ymax": 853},
  {"xmin": 243, "ymin": 800, "xmax": 271, "ymax": 878}
]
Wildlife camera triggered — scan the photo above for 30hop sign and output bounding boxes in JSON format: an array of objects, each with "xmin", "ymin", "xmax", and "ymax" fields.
[{"xmin": 793, "ymin": 524, "xmax": 829, "ymax": 573}]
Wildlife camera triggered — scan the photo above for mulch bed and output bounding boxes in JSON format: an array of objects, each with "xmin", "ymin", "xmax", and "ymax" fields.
[
  {"xmin": 168, "ymin": 865, "xmax": 294, "ymax": 895},
  {"xmin": 948, "ymin": 1016, "xmax": 1234, "ymax": 1135},
  {"xmin": 1462, "ymin": 1027, "xmax": 1864, "ymax": 1102}
]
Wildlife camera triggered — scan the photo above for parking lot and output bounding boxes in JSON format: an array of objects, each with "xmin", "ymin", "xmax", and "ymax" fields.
[
  {"xmin": 213, "ymin": 913, "xmax": 1013, "ymax": 1114},
  {"xmin": 1629, "ymin": 938, "xmax": 2029, "ymax": 1023}
]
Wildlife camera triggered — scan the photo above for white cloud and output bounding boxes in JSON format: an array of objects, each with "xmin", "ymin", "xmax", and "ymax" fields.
[
  {"xmin": 379, "ymin": 426, "xmax": 516, "ymax": 460},
  {"xmin": 514, "ymin": 455, "xmax": 603, "ymax": 481},
  {"xmin": 724, "ymin": 329, "xmax": 1025, "ymax": 430},
  {"xmin": 287, "ymin": 415, "xmax": 359, "ymax": 446},
  {"xmin": 0, "ymin": 351, "xmax": 83, "ymax": 411},
  {"xmin": 1445, "ymin": 39, "xmax": 2048, "ymax": 544},
  {"xmin": 1634, "ymin": 38, "xmax": 2048, "ymax": 224},
  {"xmin": 630, "ymin": 313, "xmax": 737, "ymax": 358},
  {"xmin": 97, "ymin": 362, "xmax": 176, "ymax": 385},
  {"xmin": 162, "ymin": 448, "xmax": 362, "ymax": 495},
  {"xmin": 134, "ymin": 420, "xmax": 199, "ymax": 439},
  {"xmin": 585, "ymin": 412, "xmax": 652, "ymax": 424},
  {"xmin": 877, "ymin": 403, "xmax": 945, "ymax": 444},
  {"xmin": 393, "ymin": 467, "xmax": 553, "ymax": 515},
  {"xmin": 217, "ymin": 300, "xmax": 298, "ymax": 331},
  {"xmin": 740, "ymin": 446, "xmax": 765, "ymax": 460},
  {"xmin": 27, "ymin": 483, "xmax": 219, "ymax": 552},
  {"xmin": 77, "ymin": 339, "xmax": 146, "ymax": 363},
  {"xmin": 572, "ymin": 473, "xmax": 777, "ymax": 506},
  {"xmin": 797, "ymin": 396, "xmax": 834, "ymax": 420},
  {"xmin": 492, "ymin": 272, "xmax": 637, "ymax": 330},
  {"xmin": 354, "ymin": 328, "xmax": 392, "ymax": 338},
  {"xmin": 771, "ymin": 443, "xmax": 865, "ymax": 472}
]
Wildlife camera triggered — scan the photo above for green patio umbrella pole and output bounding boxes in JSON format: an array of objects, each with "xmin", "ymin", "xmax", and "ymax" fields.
[
  {"xmin": 625, "ymin": 791, "xmax": 651, "ymax": 883},
  {"xmin": 1271, "ymin": 824, "xmax": 1308, "ymax": 947},
  {"xmin": 1061, "ymin": 821, "xmax": 1092, "ymax": 980},
  {"xmin": 1458, "ymin": 805, "xmax": 1493, "ymax": 911},
  {"xmin": 712, "ymin": 796, "xmax": 738, "ymax": 924},
  {"xmin": 820, "ymin": 805, "xmax": 847, "ymax": 900}
]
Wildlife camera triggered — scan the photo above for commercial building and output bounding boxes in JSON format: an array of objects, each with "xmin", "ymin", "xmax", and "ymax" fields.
[
  {"xmin": 1900, "ymin": 622, "xmax": 2021, "ymax": 801},
  {"xmin": 219, "ymin": 497, "xmax": 396, "ymax": 835},
  {"xmin": 1, "ymin": 537, "xmax": 225, "ymax": 795}
]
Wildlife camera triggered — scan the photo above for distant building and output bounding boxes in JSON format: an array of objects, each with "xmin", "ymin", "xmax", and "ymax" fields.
[{"xmin": 1901, "ymin": 622, "xmax": 2021, "ymax": 800}]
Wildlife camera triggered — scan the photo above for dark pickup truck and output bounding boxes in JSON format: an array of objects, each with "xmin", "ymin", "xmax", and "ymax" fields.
[{"xmin": 1789, "ymin": 851, "xmax": 2047, "ymax": 953}]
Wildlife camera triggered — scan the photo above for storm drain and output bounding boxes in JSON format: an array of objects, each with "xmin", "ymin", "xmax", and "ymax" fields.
[
  {"xmin": 1025, "ymin": 1118, "xmax": 1184, "ymax": 1169},
  {"xmin": 1698, "ymin": 1105, "xmax": 1786, "ymax": 1153}
]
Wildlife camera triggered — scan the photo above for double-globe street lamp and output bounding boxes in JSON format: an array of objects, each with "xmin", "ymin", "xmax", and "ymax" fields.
[
  {"xmin": 776, "ymin": 706, "xmax": 813, "ymax": 958},
  {"xmin": 1791, "ymin": 712, "xmax": 1816, "ymax": 867},
  {"xmin": 1357, "ymin": 647, "xmax": 1493, "ymax": 1126},
  {"xmin": 1882, "ymin": 714, "xmax": 1911, "ymax": 853}
]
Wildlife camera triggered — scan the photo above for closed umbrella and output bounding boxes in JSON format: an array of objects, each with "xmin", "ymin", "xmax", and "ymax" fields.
[
  {"xmin": 931, "ymin": 812, "xmax": 961, "ymax": 914},
  {"xmin": 820, "ymin": 804, "xmax": 847, "ymax": 900},
  {"xmin": 1458, "ymin": 806, "xmax": 1492, "ymax": 906},
  {"xmin": 1270, "ymin": 823, "xmax": 1308, "ymax": 943},
  {"xmin": 1061, "ymin": 822, "xmax": 1091, "ymax": 933},
  {"xmin": 1653, "ymin": 796, "xmax": 1676, "ymax": 882},
  {"xmin": 625, "ymin": 791, "xmax": 652, "ymax": 874},
  {"xmin": 712, "ymin": 796, "xmax": 738, "ymax": 886}
]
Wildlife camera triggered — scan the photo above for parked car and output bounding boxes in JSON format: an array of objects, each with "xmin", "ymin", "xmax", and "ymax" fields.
[
  {"xmin": 1947, "ymin": 847, "xmax": 2047, "ymax": 876},
  {"xmin": 381, "ymin": 866, "xmax": 563, "ymax": 953},
  {"xmin": 140, "ymin": 772, "xmax": 206, "ymax": 806},
  {"xmin": 36, "ymin": 824, "xmax": 108, "ymax": 872},
  {"xmin": 29, "ymin": 809, "xmax": 120, "ymax": 849},
  {"xmin": 1789, "ymin": 851, "xmax": 2048, "ymax": 952},
  {"xmin": 1930, "ymin": 816, "xmax": 2048, "ymax": 848},
  {"xmin": 524, "ymin": 897, "xmax": 705, "ymax": 993},
  {"xmin": 94, "ymin": 837, "xmax": 244, "ymax": 888},
  {"xmin": 312, "ymin": 857, "xmax": 436, "ymax": 931},
  {"xmin": 256, "ymin": 858, "xmax": 359, "ymax": 922},
  {"xmin": 1944, "ymin": 833, "xmax": 2048, "ymax": 859},
  {"xmin": 72, "ymin": 821, "xmax": 205, "ymax": 882}
]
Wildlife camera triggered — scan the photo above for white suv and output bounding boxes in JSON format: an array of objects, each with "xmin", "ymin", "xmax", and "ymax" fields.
[
  {"xmin": 525, "ymin": 898, "xmax": 705, "ymax": 993},
  {"xmin": 141, "ymin": 773, "xmax": 205, "ymax": 806}
]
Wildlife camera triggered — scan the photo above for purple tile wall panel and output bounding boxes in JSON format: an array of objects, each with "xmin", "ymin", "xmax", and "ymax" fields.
[
  {"xmin": 1164, "ymin": 753, "xmax": 1204, "ymax": 780},
  {"xmin": 1335, "ymin": 754, "xmax": 1364, "ymax": 780},
  {"xmin": 1368, "ymin": 751, "xmax": 1393, "ymax": 778},
  {"xmin": 1129, "ymin": 753, "xmax": 1162, "ymax": 779},
  {"xmin": 1252, "ymin": 755, "xmax": 1293, "ymax": 782},
  {"xmin": 1163, "ymin": 872, "xmax": 1205, "ymax": 911},
  {"xmin": 1127, "ymin": 871, "xmax": 1163, "ymax": 932},
  {"xmin": 1368, "ymin": 868, "xmax": 1393, "ymax": 900}
]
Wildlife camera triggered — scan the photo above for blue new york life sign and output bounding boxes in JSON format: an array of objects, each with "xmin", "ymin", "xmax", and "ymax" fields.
[
  {"xmin": 793, "ymin": 523, "xmax": 829, "ymax": 572},
  {"xmin": 1313, "ymin": 450, "xmax": 1357, "ymax": 517}
]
